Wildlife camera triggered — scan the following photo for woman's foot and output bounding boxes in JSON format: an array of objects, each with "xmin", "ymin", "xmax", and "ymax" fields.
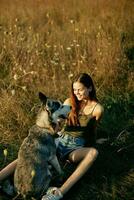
[{"xmin": 42, "ymin": 187, "xmax": 63, "ymax": 200}]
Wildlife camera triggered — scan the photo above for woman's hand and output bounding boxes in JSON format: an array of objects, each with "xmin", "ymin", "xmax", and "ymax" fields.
[{"xmin": 55, "ymin": 118, "xmax": 66, "ymax": 132}]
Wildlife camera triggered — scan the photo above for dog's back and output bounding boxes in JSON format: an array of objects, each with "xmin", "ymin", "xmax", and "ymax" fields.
[
  {"xmin": 14, "ymin": 124, "xmax": 56, "ymax": 198},
  {"xmin": 14, "ymin": 93, "xmax": 62, "ymax": 198}
]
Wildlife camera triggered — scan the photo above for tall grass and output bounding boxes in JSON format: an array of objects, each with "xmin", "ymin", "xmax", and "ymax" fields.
[
  {"xmin": 0, "ymin": 0, "xmax": 133, "ymax": 199},
  {"xmin": 0, "ymin": 0, "xmax": 133, "ymax": 142}
]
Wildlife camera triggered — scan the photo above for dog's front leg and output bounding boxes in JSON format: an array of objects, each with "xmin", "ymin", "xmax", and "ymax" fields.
[{"xmin": 49, "ymin": 156, "xmax": 62, "ymax": 175}]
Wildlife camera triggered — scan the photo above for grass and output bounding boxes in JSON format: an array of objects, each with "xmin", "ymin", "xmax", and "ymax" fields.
[{"xmin": 0, "ymin": 0, "xmax": 134, "ymax": 199}]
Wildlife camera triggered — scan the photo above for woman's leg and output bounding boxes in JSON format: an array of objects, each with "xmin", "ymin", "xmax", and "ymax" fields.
[
  {"xmin": 0, "ymin": 159, "xmax": 17, "ymax": 182},
  {"xmin": 59, "ymin": 147, "xmax": 98, "ymax": 195}
]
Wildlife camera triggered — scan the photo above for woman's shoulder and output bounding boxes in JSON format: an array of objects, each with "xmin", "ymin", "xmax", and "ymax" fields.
[
  {"xmin": 92, "ymin": 102, "xmax": 104, "ymax": 121},
  {"xmin": 63, "ymin": 98, "xmax": 71, "ymax": 106},
  {"xmin": 95, "ymin": 102, "xmax": 104, "ymax": 112}
]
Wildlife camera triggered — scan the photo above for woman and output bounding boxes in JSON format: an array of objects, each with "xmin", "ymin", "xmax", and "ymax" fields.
[
  {"xmin": 42, "ymin": 73, "xmax": 104, "ymax": 200},
  {"xmin": 0, "ymin": 73, "xmax": 104, "ymax": 200}
]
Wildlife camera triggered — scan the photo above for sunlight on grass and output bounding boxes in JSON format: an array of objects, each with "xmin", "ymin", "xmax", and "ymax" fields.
[{"xmin": 0, "ymin": 0, "xmax": 133, "ymax": 199}]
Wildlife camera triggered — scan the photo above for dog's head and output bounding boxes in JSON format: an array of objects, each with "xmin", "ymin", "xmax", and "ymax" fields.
[
  {"xmin": 39, "ymin": 92, "xmax": 62, "ymax": 114},
  {"xmin": 36, "ymin": 92, "xmax": 62, "ymax": 132}
]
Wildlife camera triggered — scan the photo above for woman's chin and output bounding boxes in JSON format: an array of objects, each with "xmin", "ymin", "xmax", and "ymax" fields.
[{"xmin": 76, "ymin": 96, "xmax": 83, "ymax": 101}]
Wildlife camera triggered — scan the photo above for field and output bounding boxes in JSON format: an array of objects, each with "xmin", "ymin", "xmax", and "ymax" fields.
[{"xmin": 0, "ymin": 0, "xmax": 134, "ymax": 199}]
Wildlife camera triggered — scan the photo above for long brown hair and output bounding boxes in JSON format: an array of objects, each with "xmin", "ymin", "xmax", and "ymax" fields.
[{"xmin": 67, "ymin": 73, "xmax": 98, "ymax": 126}]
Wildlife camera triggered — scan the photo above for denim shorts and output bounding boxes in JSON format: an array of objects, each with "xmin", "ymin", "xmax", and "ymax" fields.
[{"xmin": 55, "ymin": 134, "xmax": 85, "ymax": 159}]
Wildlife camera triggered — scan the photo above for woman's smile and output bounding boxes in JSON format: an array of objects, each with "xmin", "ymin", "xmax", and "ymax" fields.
[{"xmin": 73, "ymin": 81, "xmax": 90, "ymax": 100}]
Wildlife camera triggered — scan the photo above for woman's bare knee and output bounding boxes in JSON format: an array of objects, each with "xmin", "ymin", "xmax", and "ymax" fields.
[
  {"xmin": 68, "ymin": 148, "xmax": 90, "ymax": 162},
  {"xmin": 68, "ymin": 147, "xmax": 98, "ymax": 163},
  {"xmin": 86, "ymin": 147, "xmax": 98, "ymax": 160}
]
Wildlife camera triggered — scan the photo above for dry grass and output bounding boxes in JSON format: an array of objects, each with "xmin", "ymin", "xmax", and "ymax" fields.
[
  {"xmin": 0, "ymin": 0, "xmax": 133, "ymax": 143},
  {"xmin": 0, "ymin": 0, "xmax": 133, "ymax": 199}
]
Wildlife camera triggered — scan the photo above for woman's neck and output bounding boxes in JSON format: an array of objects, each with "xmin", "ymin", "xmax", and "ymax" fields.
[
  {"xmin": 79, "ymin": 98, "xmax": 97, "ymax": 115},
  {"xmin": 81, "ymin": 98, "xmax": 92, "ymax": 107}
]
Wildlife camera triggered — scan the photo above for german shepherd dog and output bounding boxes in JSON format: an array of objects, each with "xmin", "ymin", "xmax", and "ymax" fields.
[{"xmin": 14, "ymin": 92, "xmax": 63, "ymax": 199}]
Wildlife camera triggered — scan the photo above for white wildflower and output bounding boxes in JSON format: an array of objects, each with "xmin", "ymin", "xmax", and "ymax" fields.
[
  {"xmin": 61, "ymin": 63, "xmax": 65, "ymax": 70},
  {"xmin": 13, "ymin": 74, "xmax": 18, "ymax": 80},
  {"xmin": 3, "ymin": 149, "xmax": 8, "ymax": 157},
  {"xmin": 72, "ymin": 63, "xmax": 76, "ymax": 66},
  {"xmin": 11, "ymin": 90, "xmax": 15, "ymax": 96},
  {"xmin": 75, "ymin": 28, "xmax": 79, "ymax": 32},
  {"xmin": 46, "ymin": 13, "xmax": 50, "ymax": 18},
  {"xmin": 22, "ymin": 86, "xmax": 27, "ymax": 91},
  {"xmin": 68, "ymin": 73, "xmax": 73, "ymax": 79},
  {"xmin": 98, "ymin": 25, "xmax": 102, "ymax": 30},
  {"xmin": 31, "ymin": 170, "xmax": 36, "ymax": 178},
  {"xmin": 29, "ymin": 26, "xmax": 32, "ymax": 30},
  {"xmin": 23, "ymin": 70, "xmax": 26, "ymax": 74},
  {"xmin": 70, "ymin": 44, "xmax": 74, "ymax": 47},
  {"xmin": 66, "ymin": 47, "xmax": 71, "ymax": 51},
  {"xmin": 70, "ymin": 20, "xmax": 74, "ymax": 24}
]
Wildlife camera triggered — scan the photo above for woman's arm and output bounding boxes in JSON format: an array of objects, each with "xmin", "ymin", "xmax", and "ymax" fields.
[
  {"xmin": 85, "ymin": 103, "xmax": 104, "ymax": 146},
  {"xmin": 63, "ymin": 98, "xmax": 71, "ymax": 106},
  {"xmin": 92, "ymin": 103, "xmax": 104, "ymax": 122},
  {"xmin": 0, "ymin": 159, "xmax": 18, "ymax": 182}
]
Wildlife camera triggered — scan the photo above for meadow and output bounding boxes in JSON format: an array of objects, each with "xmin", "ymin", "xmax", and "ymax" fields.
[{"xmin": 0, "ymin": 0, "xmax": 134, "ymax": 199}]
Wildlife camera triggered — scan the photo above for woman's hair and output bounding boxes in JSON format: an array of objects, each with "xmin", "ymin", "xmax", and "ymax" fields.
[{"xmin": 67, "ymin": 73, "xmax": 97, "ymax": 126}]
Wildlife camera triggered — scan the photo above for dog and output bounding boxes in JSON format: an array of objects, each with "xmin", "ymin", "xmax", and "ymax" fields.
[{"xmin": 14, "ymin": 92, "xmax": 64, "ymax": 199}]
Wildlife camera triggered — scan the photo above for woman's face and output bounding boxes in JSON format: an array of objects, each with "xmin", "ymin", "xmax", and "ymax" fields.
[{"xmin": 73, "ymin": 81, "xmax": 90, "ymax": 101}]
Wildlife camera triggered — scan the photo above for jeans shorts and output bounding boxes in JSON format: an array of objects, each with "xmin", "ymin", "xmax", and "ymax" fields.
[{"xmin": 55, "ymin": 134, "xmax": 85, "ymax": 159}]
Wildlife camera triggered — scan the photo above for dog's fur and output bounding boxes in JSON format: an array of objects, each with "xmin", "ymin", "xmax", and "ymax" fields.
[{"xmin": 14, "ymin": 92, "xmax": 62, "ymax": 198}]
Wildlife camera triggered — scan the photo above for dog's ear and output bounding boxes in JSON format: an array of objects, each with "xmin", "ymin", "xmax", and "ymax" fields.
[{"xmin": 39, "ymin": 92, "xmax": 47, "ymax": 104}]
